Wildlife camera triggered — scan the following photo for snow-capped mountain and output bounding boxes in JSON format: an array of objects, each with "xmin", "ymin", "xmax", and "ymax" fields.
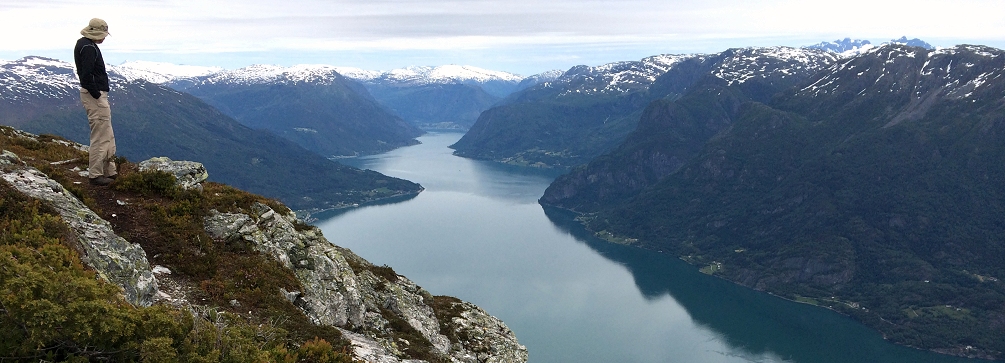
[
  {"xmin": 806, "ymin": 38, "xmax": 873, "ymax": 53},
  {"xmin": 455, "ymin": 46, "xmax": 843, "ymax": 168},
  {"xmin": 356, "ymin": 65, "xmax": 522, "ymax": 85},
  {"xmin": 1, "ymin": 57, "xmax": 82, "ymax": 103},
  {"xmin": 173, "ymin": 63, "xmax": 423, "ymax": 157},
  {"xmin": 806, "ymin": 37, "xmax": 934, "ymax": 59},
  {"xmin": 515, "ymin": 69, "xmax": 563, "ymax": 91},
  {"xmin": 539, "ymin": 54, "xmax": 692, "ymax": 96},
  {"xmin": 540, "ymin": 42, "xmax": 1005, "ymax": 361},
  {"xmin": 797, "ymin": 44, "xmax": 1004, "ymax": 102},
  {"xmin": 889, "ymin": 36, "xmax": 934, "ymax": 49},
  {"xmin": 115, "ymin": 60, "xmax": 222, "ymax": 84},
  {"xmin": 710, "ymin": 46, "xmax": 837, "ymax": 86},
  {"xmin": 187, "ymin": 64, "xmax": 347, "ymax": 86},
  {"xmin": 347, "ymin": 65, "xmax": 526, "ymax": 99},
  {"xmin": 115, "ymin": 61, "xmax": 525, "ymax": 89}
]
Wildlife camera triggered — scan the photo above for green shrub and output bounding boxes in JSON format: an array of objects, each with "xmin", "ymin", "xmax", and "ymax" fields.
[{"xmin": 114, "ymin": 170, "xmax": 180, "ymax": 197}]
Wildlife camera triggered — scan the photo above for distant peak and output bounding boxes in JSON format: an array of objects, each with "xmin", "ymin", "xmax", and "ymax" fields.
[
  {"xmin": 888, "ymin": 36, "xmax": 934, "ymax": 49},
  {"xmin": 358, "ymin": 64, "xmax": 524, "ymax": 85},
  {"xmin": 115, "ymin": 60, "xmax": 223, "ymax": 83},
  {"xmin": 806, "ymin": 38, "xmax": 872, "ymax": 52}
]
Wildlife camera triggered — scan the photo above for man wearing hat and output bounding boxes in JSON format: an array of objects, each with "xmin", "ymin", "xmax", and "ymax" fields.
[{"xmin": 74, "ymin": 18, "xmax": 117, "ymax": 186}]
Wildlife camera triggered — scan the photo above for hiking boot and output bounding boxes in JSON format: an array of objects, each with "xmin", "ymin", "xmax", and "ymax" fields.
[
  {"xmin": 89, "ymin": 176, "xmax": 113, "ymax": 186},
  {"xmin": 108, "ymin": 174, "xmax": 117, "ymax": 180}
]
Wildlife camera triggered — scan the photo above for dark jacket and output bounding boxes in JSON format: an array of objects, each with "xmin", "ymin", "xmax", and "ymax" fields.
[{"xmin": 74, "ymin": 37, "xmax": 109, "ymax": 94}]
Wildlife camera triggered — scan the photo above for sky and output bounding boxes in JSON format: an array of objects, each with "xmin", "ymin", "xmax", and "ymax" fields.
[{"xmin": 2, "ymin": 0, "xmax": 1005, "ymax": 76}]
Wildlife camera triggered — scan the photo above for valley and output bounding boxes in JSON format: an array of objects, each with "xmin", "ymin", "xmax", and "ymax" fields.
[{"xmin": 2, "ymin": 36, "xmax": 1003, "ymax": 361}]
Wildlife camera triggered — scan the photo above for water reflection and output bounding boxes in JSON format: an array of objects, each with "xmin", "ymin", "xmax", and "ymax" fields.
[{"xmin": 541, "ymin": 207, "xmax": 979, "ymax": 363}]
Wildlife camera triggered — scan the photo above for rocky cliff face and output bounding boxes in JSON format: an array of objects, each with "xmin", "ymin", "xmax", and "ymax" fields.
[
  {"xmin": 203, "ymin": 204, "xmax": 527, "ymax": 362},
  {"xmin": 1, "ymin": 129, "xmax": 527, "ymax": 363}
]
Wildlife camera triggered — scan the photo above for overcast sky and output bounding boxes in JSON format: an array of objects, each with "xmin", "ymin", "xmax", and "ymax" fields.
[{"xmin": 3, "ymin": 0, "xmax": 1004, "ymax": 75}]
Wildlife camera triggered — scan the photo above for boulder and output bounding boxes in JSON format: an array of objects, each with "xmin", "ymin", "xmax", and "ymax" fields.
[{"xmin": 138, "ymin": 157, "xmax": 208, "ymax": 190}]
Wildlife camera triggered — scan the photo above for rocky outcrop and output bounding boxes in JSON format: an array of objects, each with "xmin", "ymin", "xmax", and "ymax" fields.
[
  {"xmin": 438, "ymin": 299, "xmax": 529, "ymax": 363},
  {"xmin": 0, "ymin": 149, "xmax": 158, "ymax": 307},
  {"xmin": 201, "ymin": 196, "xmax": 530, "ymax": 359},
  {"xmin": 0, "ymin": 131, "xmax": 526, "ymax": 363},
  {"xmin": 138, "ymin": 157, "xmax": 209, "ymax": 191},
  {"xmin": 203, "ymin": 202, "xmax": 528, "ymax": 363}
]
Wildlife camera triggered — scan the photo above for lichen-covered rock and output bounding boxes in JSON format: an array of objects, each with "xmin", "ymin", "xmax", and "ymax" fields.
[
  {"xmin": 0, "ymin": 153, "xmax": 158, "ymax": 307},
  {"xmin": 203, "ymin": 202, "xmax": 527, "ymax": 363},
  {"xmin": 442, "ymin": 301, "xmax": 529, "ymax": 363},
  {"xmin": 138, "ymin": 157, "xmax": 208, "ymax": 190},
  {"xmin": 338, "ymin": 328, "xmax": 417, "ymax": 363}
]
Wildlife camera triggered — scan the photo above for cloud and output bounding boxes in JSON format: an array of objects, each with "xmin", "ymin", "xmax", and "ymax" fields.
[{"xmin": 3, "ymin": 0, "xmax": 1005, "ymax": 74}]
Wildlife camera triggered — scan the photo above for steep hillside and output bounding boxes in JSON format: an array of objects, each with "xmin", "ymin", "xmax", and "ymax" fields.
[
  {"xmin": 452, "ymin": 48, "xmax": 836, "ymax": 168},
  {"xmin": 174, "ymin": 64, "xmax": 423, "ymax": 158},
  {"xmin": 0, "ymin": 127, "xmax": 527, "ymax": 362},
  {"xmin": 451, "ymin": 54, "xmax": 689, "ymax": 168},
  {"xmin": 0, "ymin": 57, "xmax": 422, "ymax": 211},
  {"xmin": 559, "ymin": 44, "xmax": 1005, "ymax": 359},
  {"xmin": 542, "ymin": 47, "xmax": 839, "ymax": 210}
]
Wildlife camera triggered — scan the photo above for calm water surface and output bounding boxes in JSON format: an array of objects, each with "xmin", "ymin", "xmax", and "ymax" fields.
[{"xmin": 316, "ymin": 132, "xmax": 979, "ymax": 363}]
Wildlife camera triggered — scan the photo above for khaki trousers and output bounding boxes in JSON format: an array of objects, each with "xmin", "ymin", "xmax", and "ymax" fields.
[{"xmin": 80, "ymin": 88, "xmax": 117, "ymax": 178}]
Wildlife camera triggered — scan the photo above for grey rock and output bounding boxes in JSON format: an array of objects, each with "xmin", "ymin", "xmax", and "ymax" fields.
[
  {"xmin": 0, "ymin": 153, "xmax": 158, "ymax": 307},
  {"xmin": 203, "ymin": 202, "xmax": 528, "ymax": 363},
  {"xmin": 138, "ymin": 157, "xmax": 208, "ymax": 190},
  {"xmin": 442, "ymin": 300, "xmax": 529, "ymax": 363},
  {"xmin": 0, "ymin": 149, "xmax": 24, "ymax": 166}
]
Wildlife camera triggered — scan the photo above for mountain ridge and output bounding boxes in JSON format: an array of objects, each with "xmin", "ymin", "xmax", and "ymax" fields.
[
  {"xmin": 0, "ymin": 56, "xmax": 423, "ymax": 211},
  {"xmin": 542, "ymin": 43, "xmax": 1005, "ymax": 359},
  {"xmin": 452, "ymin": 46, "xmax": 837, "ymax": 169}
]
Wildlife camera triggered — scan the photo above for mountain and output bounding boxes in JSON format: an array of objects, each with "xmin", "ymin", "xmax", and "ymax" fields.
[
  {"xmin": 115, "ymin": 62, "xmax": 532, "ymax": 131},
  {"xmin": 806, "ymin": 37, "xmax": 934, "ymax": 57},
  {"xmin": 339, "ymin": 65, "xmax": 526, "ymax": 130},
  {"xmin": 806, "ymin": 38, "xmax": 873, "ymax": 53},
  {"xmin": 358, "ymin": 82, "xmax": 500, "ymax": 130},
  {"xmin": 342, "ymin": 65, "xmax": 524, "ymax": 97},
  {"xmin": 453, "ymin": 48, "xmax": 837, "ymax": 168},
  {"xmin": 890, "ymin": 36, "xmax": 935, "ymax": 49},
  {"xmin": 544, "ymin": 44, "xmax": 1005, "ymax": 359},
  {"xmin": 541, "ymin": 46, "xmax": 839, "ymax": 210},
  {"xmin": 0, "ymin": 56, "xmax": 422, "ymax": 210},
  {"xmin": 0, "ymin": 129, "xmax": 526, "ymax": 362},
  {"xmin": 115, "ymin": 60, "xmax": 222, "ymax": 84},
  {"xmin": 514, "ymin": 69, "xmax": 564, "ymax": 91},
  {"xmin": 449, "ymin": 54, "xmax": 690, "ymax": 168},
  {"xmin": 169, "ymin": 64, "xmax": 423, "ymax": 158}
]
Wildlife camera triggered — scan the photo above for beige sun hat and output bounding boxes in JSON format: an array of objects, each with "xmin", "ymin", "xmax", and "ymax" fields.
[{"xmin": 80, "ymin": 18, "xmax": 110, "ymax": 41}]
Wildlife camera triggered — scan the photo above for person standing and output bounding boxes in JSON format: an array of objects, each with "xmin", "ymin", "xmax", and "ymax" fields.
[{"xmin": 74, "ymin": 18, "xmax": 117, "ymax": 186}]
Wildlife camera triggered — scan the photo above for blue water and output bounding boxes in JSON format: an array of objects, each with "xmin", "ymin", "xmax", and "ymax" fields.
[{"xmin": 315, "ymin": 131, "xmax": 982, "ymax": 363}]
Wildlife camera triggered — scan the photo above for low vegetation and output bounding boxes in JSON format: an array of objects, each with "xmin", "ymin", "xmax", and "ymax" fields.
[{"xmin": 1, "ymin": 127, "xmax": 357, "ymax": 362}]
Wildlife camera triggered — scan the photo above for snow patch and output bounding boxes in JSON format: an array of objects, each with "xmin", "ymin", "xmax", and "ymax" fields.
[{"xmin": 116, "ymin": 61, "xmax": 222, "ymax": 83}]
